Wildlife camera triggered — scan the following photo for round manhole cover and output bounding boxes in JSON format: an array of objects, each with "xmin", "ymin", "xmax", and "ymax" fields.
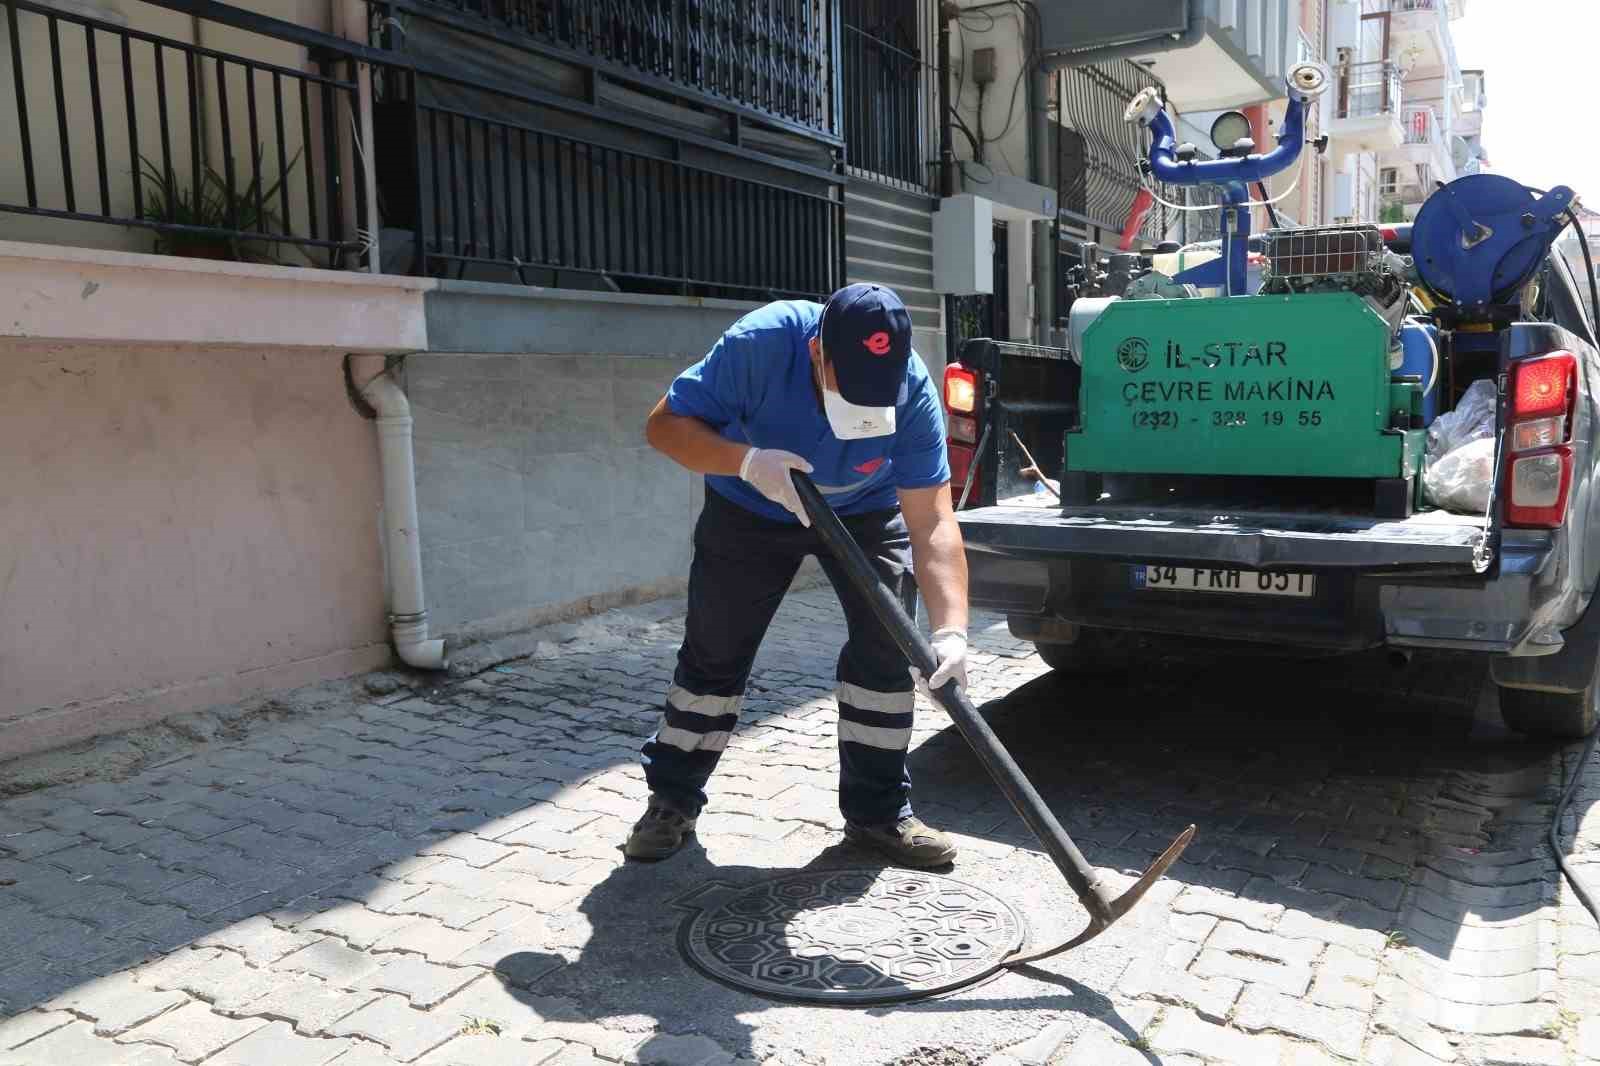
[{"xmin": 678, "ymin": 868, "xmax": 1024, "ymax": 1004}]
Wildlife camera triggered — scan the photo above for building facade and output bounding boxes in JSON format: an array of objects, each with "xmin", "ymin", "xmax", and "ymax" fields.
[{"xmin": 1321, "ymin": 0, "xmax": 1484, "ymax": 224}]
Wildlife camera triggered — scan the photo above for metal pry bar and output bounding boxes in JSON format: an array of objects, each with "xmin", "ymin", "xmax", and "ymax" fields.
[{"xmin": 790, "ymin": 470, "xmax": 1195, "ymax": 961}]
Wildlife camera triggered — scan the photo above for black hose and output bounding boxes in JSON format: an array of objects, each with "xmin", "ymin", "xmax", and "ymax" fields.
[
  {"xmin": 1257, "ymin": 181, "xmax": 1281, "ymax": 230},
  {"xmin": 1552, "ymin": 722, "xmax": 1600, "ymax": 928}
]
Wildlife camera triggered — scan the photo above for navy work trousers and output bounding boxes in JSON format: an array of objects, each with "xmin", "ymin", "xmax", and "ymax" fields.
[{"xmin": 640, "ymin": 488, "xmax": 918, "ymax": 826}]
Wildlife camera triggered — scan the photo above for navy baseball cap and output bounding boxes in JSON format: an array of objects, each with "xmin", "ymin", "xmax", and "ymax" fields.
[{"xmin": 819, "ymin": 283, "xmax": 913, "ymax": 407}]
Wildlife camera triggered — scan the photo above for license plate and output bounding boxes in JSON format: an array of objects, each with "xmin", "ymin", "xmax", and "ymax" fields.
[{"xmin": 1132, "ymin": 565, "xmax": 1316, "ymax": 598}]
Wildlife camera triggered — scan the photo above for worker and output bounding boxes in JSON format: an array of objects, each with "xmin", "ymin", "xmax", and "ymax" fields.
[{"xmin": 628, "ymin": 284, "xmax": 969, "ymax": 867}]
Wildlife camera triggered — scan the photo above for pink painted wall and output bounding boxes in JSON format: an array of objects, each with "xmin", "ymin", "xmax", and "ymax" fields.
[{"xmin": 0, "ymin": 340, "xmax": 391, "ymax": 758}]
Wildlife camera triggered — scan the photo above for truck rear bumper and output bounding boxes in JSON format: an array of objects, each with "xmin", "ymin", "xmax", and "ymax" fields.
[{"xmin": 961, "ymin": 501, "xmax": 1567, "ymax": 657}]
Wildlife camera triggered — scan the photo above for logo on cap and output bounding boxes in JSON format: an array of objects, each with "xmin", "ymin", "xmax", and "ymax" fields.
[{"xmin": 863, "ymin": 331, "xmax": 892, "ymax": 356}]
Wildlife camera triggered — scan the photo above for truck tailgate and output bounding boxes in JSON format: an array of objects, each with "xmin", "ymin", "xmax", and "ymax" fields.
[{"xmin": 959, "ymin": 496, "xmax": 1491, "ymax": 573}]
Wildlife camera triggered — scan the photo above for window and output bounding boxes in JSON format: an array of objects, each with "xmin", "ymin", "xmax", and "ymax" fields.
[{"xmin": 1380, "ymin": 167, "xmax": 1400, "ymax": 197}]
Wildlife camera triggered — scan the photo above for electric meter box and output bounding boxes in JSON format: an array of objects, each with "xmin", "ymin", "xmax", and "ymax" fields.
[{"xmin": 932, "ymin": 194, "xmax": 994, "ymax": 296}]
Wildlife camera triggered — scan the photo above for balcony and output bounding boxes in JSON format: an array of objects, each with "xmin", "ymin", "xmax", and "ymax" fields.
[
  {"xmin": 1388, "ymin": 0, "xmax": 1462, "ymax": 83},
  {"xmin": 1120, "ymin": 0, "xmax": 1294, "ymax": 112},
  {"xmin": 0, "ymin": 0, "xmax": 846, "ymax": 302},
  {"xmin": 1384, "ymin": 104, "xmax": 1453, "ymax": 180},
  {"xmin": 1325, "ymin": 61, "xmax": 1405, "ymax": 155}
]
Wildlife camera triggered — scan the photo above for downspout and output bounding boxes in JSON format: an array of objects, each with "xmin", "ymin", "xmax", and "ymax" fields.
[
  {"xmin": 1029, "ymin": 3, "xmax": 1209, "ymax": 341},
  {"xmin": 347, "ymin": 355, "xmax": 447, "ymax": 671}
]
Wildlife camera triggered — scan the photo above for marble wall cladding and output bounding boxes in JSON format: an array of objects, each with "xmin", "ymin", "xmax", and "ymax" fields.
[{"xmin": 408, "ymin": 352, "xmax": 698, "ymax": 630}]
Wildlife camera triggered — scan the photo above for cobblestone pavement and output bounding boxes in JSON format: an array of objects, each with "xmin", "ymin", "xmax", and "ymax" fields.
[{"xmin": 1, "ymin": 586, "xmax": 1598, "ymax": 1065}]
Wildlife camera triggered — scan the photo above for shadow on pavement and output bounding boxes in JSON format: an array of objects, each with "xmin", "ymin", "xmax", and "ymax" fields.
[{"xmin": 908, "ymin": 649, "xmax": 1563, "ymax": 969}]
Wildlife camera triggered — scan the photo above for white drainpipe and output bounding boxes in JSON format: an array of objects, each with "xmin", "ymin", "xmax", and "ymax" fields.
[{"xmin": 352, "ymin": 356, "xmax": 447, "ymax": 670}]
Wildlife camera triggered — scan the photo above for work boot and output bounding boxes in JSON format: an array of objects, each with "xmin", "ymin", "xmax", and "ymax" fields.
[
  {"xmin": 624, "ymin": 796, "xmax": 697, "ymax": 861},
  {"xmin": 844, "ymin": 815, "xmax": 957, "ymax": 868}
]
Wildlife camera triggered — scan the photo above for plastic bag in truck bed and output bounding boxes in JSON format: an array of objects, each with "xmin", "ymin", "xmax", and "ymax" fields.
[{"xmin": 1423, "ymin": 379, "xmax": 1498, "ymax": 515}]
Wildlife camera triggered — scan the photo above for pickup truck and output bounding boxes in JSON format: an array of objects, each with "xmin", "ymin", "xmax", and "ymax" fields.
[{"xmin": 945, "ymin": 218, "xmax": 1600, "ymax": 740}]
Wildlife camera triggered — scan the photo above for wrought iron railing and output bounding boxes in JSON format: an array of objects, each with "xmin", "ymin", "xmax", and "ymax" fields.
[
  {"xmin": 383, "ymin": 0, "xmax": 841, "ymax": 142},
  {"xmin": 841, "ymin": 22, "xmax": 926, "ymax": 187},
  {"xmin": 1056, "ymin": 60, "xmax": 1177, "ymax": 243},
  {"xmin": 0, "ymin": 0, "xmax": 360, "ymax": 266},
  {"xmin": 1337, "ymin": 60, "xmax": 1402, "ymax": 119},
  {"xmin": 0, "ymin": 0, "xmax": 845, "ymax": 300},
  {"xmin": 398, "ymin": 74, "xmax": 843, "ymax": 297}
]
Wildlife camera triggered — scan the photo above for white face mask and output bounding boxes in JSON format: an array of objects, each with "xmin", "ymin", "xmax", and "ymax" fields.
[{"xmin": 822, "ymin": 387, "xmax": 897, "ymax": 440}]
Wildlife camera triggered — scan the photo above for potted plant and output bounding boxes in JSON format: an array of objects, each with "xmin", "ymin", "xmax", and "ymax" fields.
[{"xmin": 138, "ymin": 144, "xmax": 301, "ymax": 263}]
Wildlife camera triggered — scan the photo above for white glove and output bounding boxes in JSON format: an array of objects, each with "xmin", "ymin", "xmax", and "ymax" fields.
[
  {"xmin": 912, "ymin": 627, "xmax": 969, "ymax": 700},
  {"xmin": 740, "ymin": 447, "xmax": 815, "ymax": 526}
]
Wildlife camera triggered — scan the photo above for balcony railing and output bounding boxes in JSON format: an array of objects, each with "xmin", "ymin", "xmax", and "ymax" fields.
[
  {"xmin": 1, "ymin": 0, "xmax": 359, "ymax": 266},
  {"xmin": 841, "ymin": 22, "xmax": 925, "ymax": 187},
  {"xmin": 1337, "ymin": 60, "xmax": 1403, "ymax": 120},
  {"xmin": 0, "ymin": 0, "xmax": 846, "ymax": 300},
  {"xmin": 381, "ymin": 0, "xmax": 842, "ymax": 143},
  {"xmin": 1402, "ymin": 104, "xmax": 1438, "ymax": 146}
]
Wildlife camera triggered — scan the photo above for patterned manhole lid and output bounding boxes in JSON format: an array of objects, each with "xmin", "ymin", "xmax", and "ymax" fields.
[{"xmin": 675, "ymin": 868, "xmax": 1025, "ymax": 1004}]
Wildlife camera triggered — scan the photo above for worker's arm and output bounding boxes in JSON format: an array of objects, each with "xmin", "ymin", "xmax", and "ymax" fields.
[
  {"xmin": 645, "ymin": 395, "xmax": 815, "ymax": 524},
  {"xmin": 644, "ymin": 395, "xmax": 749, "ymax": 476},
  {"xmin": 897, "ymin": 482, "xmax": 969, "ymax": 634}
]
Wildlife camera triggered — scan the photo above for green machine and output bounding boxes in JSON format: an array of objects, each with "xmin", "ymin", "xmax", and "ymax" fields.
[
  {"xmin": 1063, "ymin": 73, "xmax": 1426, "ymax": 518},
  {"xmin": 1070, "ymin": 280, "xmax": 1425, "ymax": 507}
]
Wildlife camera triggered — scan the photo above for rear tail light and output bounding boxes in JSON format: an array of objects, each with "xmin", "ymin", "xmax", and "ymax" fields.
[
  {"xmin": 944, "ymin": 364, "xmax": 981, "ymax": 446},
  {"xmin": 944, "ymin": 364, "xmax": 978, "ymax": 414},
  {"xmin": 1512, "ymin": 416, "xmax": 1565, "ymax": 452},
  {"xmin": 949, "ymin": 443, "xmax": 979, "ymax": 507},
  {"xmin": 1506, "ymin": 352, "xmax": 1578, "ymax": 528},
  {"xmin": 1512, "ymin": 353, "xmax": 1574, "ymax": 418},
  {"xmin": 1506, "ymin": 448, "xmax": 1573, "ymax": 527}
]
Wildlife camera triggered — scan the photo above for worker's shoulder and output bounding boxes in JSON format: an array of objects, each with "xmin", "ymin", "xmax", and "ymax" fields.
[{"xmin": 724, "ymin": 299, "xmax": 822, "ymax": 347}]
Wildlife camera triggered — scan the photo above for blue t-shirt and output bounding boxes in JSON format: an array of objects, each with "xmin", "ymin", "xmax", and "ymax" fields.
[{"xmin": 666, "ymin": 300, "xmax": 951, "ymax": 522}]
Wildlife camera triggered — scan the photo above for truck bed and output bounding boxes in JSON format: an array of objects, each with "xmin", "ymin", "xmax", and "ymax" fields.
[{"xmin": 959, "ymin": 494, "xmax": 1492, "ymax": 573}]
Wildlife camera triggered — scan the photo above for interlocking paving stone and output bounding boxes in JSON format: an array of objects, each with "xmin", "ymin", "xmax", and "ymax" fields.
[
  {"xmin": 0, "ymin": 587, "xmax": 1590, "ymax": 1066},
  {"xmin": 1148, "ymin": 1008, "xmax": 1284, "ymax": 1066},
  {"xmin": 46, "ymin": 974, "xmax": 188, "ymax": 1036},
  {"xmin": 328, "ymin": 994, "xmax": 462, "ymax": 1062},
  {"xmin": 205, "ymin": 1020, "xmax": 352, "ymax": 1066},
  {"xmin": 361, "ymin": 957, "xmax": 481, "ymax": 1010},
  {"xmin": 1233, "ymin": 984, "xmax": 1368, "ymax": 1060},
  {"xmin": 0, "ymin": 1019, "xmax": 183, "ymax": 1065},
  {"xmin": 1193, "ymin": 947, "xmax": 1314, "ymax": 997},
  {"xmin": 1116, "ymin": 956, "xmax": 1242, "ymax": 1023},
  {"xmin": 117, "ymin": 1001, "xmax": 267, "ymax": 1063},
  {"xmin": 277, "ymin": 939, "xmax": 386, "ymax": 986},
  {"xmin": 196, "ymin": 915, "xmax": 321, "ymax": 966},
  {"xmin": 300, "ymin": 904, "xmax": 422, "ymax": 951},
  {"xmin": 233, "ymin": 973, "xmax": 381, "ymax": 1036},
  {"xmin": 0, "ymin": 1010, "xmax": 73, "ymax": 1051},
  {"xmin": 416, "ymin": 1034, "xmax": 566, "ymax": 1065},
  {"xmin": 370, "ymin": 920, "xmax": 491, "ymax": 965}
]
